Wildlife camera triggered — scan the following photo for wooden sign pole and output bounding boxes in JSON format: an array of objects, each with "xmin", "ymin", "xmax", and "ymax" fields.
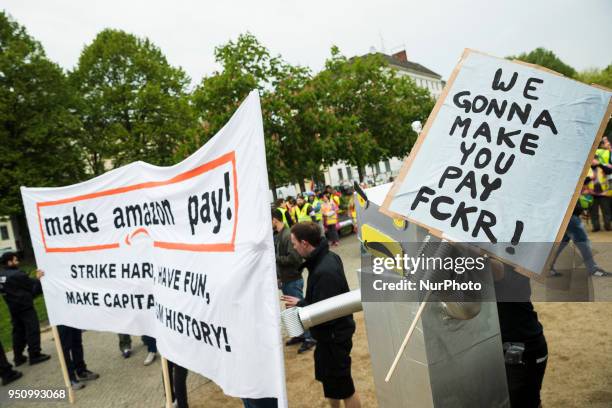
[
  {"xmin": 384, "ymin": 291, "xmax": 430, "ymax": 382},
  {"xmin": 50, "ymin": 326, "xmax": 75, "ymax": 404},
  {"xmin": 161, "ymin": 357, "xmax": 173, "ymax": 408}
]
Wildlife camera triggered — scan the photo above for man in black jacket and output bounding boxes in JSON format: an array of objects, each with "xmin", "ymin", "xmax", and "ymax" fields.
[
  {"xmin": 0, "ymin": 252, "xmax": 50, "ymax": 366},
  {"xmin": 282, "ymin": 222, "xmax": 361, "ymax": 408}
]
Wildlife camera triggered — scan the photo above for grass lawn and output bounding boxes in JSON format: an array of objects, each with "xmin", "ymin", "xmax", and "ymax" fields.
[{"xmin": 1, "ymin": 262, "xmax": 49, "ymax": 351}]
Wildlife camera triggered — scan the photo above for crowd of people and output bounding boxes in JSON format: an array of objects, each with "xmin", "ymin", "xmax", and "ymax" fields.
[
  {"xmin": 583, "ymin": 137, "xmax": 612, "ymax": 233},
  {"xmin": 273, "ymin": 185, "xmax": 360, "ymax": 248}
]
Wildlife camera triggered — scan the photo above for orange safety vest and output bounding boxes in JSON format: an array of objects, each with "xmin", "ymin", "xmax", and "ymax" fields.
[{"xmin": 322, "ymin": 202, "xmax": 338, "ymax": 225}]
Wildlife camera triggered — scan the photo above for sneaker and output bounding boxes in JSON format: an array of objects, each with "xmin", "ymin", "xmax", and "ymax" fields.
[
  {"xmin": 1, "ymin": 369, "xmax": 23, "ymax": 386},
  {"xmin": 76, "ymin": 369, "xmax": 99, "ymax": 381},
  {"xmin": 549, "ymin": 268, "xmax": 562, "ymax": 277},
  {"xmin": 143, "ymin": 352, "xmax": 157, "ymax": 366},
  {"xmin": 591, "ymin": 268, "xmax": 612, "ymax": 277},
  {"xmin": 285, "ymin": 336, "xmax": 305, "ymax": 346},
  {"xmin": 122, "ymin": 348, "xmax": 131, "ymax": 358},
  {"xmin": 71, "ymin": 380, "xmax": 86, "ymax": 390},
  {"xmin": 29, "ymin": 353, "xmax": 51, "ymax": 365},
  {"xmin": 298, "ymin": 339, "xmax": 316, "ymax": 354},
  {"xmin": 13, "ymin": 354, "xmax": 27, "ymax": 367}
]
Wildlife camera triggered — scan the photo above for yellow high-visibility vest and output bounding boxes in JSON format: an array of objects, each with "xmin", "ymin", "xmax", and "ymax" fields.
[
  {"xmin": 587, "ymin": 167, "xmax": 611, "ymax": 197},
  {"xmin": 596, "ymin": 148, "xmax": 610, "ymax": 165},
  {"xmin": 278, "ymin": 207, "xmax": 290, "ymax": 227},
  {"xmin": 295, "ymin": 203, "xmax": 313, "ymax": 223}
]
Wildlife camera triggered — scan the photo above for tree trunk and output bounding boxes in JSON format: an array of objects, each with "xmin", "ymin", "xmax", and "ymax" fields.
[
  {"xmin": 357, "ymin": 166, "xmax": 365, "ymax": 183},
  {"xmin": 298, "ymin": 178, "xmax": 307, "ymax": 194}
]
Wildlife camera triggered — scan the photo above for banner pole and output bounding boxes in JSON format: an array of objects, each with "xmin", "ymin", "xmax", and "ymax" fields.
[
  {"xmin": 384, "ymin": 291, "xmax": 430, "ymax": 383},
  {"xmin": 161, "ymin": 357, "xmax": 173, "ymax": 408},
  {"xmin": 51, "ymin": 326, "xmax": 75, "ymax": 404}
]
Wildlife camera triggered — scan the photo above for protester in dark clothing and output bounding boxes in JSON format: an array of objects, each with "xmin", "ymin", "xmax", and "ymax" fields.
[
  {"xmin": 33, "ymin": 270, "xmax": 98, "ymax": 389},
  {"xmin": 56, "ymin": 325, "xmax": 99, "ymax": 390},
  {"xmin": 0, "ymin": 252, "xmax": 50, "ymax": 366},
  {"xmin": 242, "ymin": 397, "xmax": 278, "ymax": 408},
  {"xmin": 493, "ymin": 261, "xmax": 548, "ymax": 408},
  {"xmin": 282, "ymin": 222, "xmax": 361, "ymax": 408},
  {"xmin": 272, "ymin": 209, "xmax": 315, "ymax": 353},
  {"xmin": 167, "ymin": 360, "xmax": 189, "ymax": 408},
  {"xmin": 1, "ymin": 340, "xmax": 22, "ymax": 386}
]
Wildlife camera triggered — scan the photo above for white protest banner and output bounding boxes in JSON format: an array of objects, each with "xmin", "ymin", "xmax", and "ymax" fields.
[
  {"xmin": 21, "ymin": 91, "xmax": 287, "ymax": 403},
  {"xmin": 381, "ymin": 49, "xmax": 612, "ymax": 276}
]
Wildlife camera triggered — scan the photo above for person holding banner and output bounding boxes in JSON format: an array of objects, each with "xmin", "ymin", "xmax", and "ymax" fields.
[
  {"xmin": 1, "ymin": 340, "xmax": 22, "ymax": 385},
  {"xmin": 37, "ymin": 270, "xmax": 99, "ymax": 389},
  {"xmin": 167, "ymin": 360, "xmax": 189, "ymax": 408},
  {"xmin": 283, "ymin": 222, "xmax": 361, "ymax": 408},
  {"xmin": 117, "ymin": 334, "xmax": 158, "ymax": 365},
  {"xmin": 492, "ymin": 260, "xmax": 548, "ymax": 408},
  {"xmin": 0, "ymin": 251, "xmax": 50, "ymax": 366}
]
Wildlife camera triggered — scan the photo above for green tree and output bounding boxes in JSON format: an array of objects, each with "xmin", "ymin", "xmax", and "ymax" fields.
[
  {"xmin": 314, "ymin": 47, "xmax": 435, "ymax": 181},
  {"xmin": 70, "ymin": 29, "xmax": 195, "ymax": 174},
  {"xmin": 192, "ymin": 33, "xmax": 310, "ymax": 195},
  {"xmin": 0, "ymin": 12, "xmax": 84, "ymax": 216},
  {"xmin": 508, "ymin": 47, "xmax": 577, "ymax": 78},
  {"xmin": 579, "ymin": 64, "xmax": 612, "ymax": 136},
  {"xmin": 578, "ymin": 64, "xmax": 612, "ymax": 89}
]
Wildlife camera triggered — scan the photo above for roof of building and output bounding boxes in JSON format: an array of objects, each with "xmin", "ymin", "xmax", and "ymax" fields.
[{"xmin": 357, "ymin": 52, "xmax": 442, "ymax": 79}]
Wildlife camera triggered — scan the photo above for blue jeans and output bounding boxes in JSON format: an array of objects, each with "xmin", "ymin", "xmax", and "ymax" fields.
[
  {"xmin": 282, "ymin": 279, "xmax": 312, "ymax": 340},
  {"xmin": 282, "ymin": 278, "xmax": 304, "ymax": 299},
  {"xmin": 242, "ymin": 398, "xmax": 278, "ymax": 408},
  {"xmin": 554, "ymin": 215, "xmax": 597, "ymax": 273}
]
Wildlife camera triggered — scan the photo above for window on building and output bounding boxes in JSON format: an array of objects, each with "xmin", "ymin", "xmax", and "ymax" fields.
[
  {"xmin": 375, "ymin": 163, "xmax": 381, "ymax": 174},
  {"xmin": 0, "ymin": 225, "xmax": 9, "ymax": 241},
  {"xmin": 338, "ymin": 168, "xmax": 343, "ymax": 181},
  {"xmin": 346, "ymin": 167, "xmax": 353, "ymax": 180},
  {"xmin": 385, "ymin": 160, "xmax": 391, "ymax": 173}
]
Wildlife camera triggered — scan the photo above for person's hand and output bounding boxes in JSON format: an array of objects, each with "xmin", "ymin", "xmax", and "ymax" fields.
[
  {"xmin": 36, "ymin": 269, "xmax": 45, "ymax": 280},
  {"xmin": 281, "ymin": 295, "xmax": 300, "ymax": 308}
]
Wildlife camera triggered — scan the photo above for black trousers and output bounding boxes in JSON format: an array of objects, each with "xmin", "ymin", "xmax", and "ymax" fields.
[
  {"xmin": 10, "ymin": 307, "xmax": 41, "ymax": 357},
  {"xmin": 0, "ymin": 340, "xmax": 13, "ymax": 377},
  {"xmin": 590, "ymin": 195, "xmax": 611, "ymax": 230},
  {"xmin": 167, "ymin": 361, "xmax": 189, "ymax": 408},
  {"xmin": 505, "ymin": 336, "xmax": 548, "ymax": 408},
  {"xmin": 57, "ymin": 326, "xmax": 87, "ymax": 382}
]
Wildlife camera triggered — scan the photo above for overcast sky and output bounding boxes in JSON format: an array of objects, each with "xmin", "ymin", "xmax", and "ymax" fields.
[{"xmin": 3, "ymin": 0, "xmax": 611, "ymax": 87}]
